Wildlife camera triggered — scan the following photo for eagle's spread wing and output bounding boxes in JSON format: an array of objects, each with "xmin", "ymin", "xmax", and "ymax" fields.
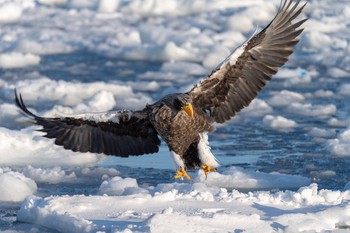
[
  {"xmin": 15, "ymin": 91, "xmax": 160, "ymax": 157},
  {"xmin": 188, "ymin": 0, "xmax": 307, "ymax": 123}
]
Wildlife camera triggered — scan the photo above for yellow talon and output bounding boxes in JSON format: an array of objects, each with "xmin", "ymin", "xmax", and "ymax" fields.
[
  {"xmin": 201, "ymin": 164, "xmax": 217, "ymax": 178},
  {"xmin": 173, "ymin": 167, "xmax": 191, "ymax": 180}
]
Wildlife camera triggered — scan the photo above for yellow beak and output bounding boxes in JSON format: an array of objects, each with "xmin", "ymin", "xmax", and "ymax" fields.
[{"xmin": 182, "ymin": 104, "xmax": 194, "ymax": 119}]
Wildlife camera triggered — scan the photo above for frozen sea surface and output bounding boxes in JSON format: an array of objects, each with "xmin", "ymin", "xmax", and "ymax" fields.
[{"xmin": 1, "ymin": 0, "xmax": 350, "ymax": 232}]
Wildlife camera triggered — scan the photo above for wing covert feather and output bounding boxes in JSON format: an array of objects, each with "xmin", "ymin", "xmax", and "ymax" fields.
[{"xmin": 188, "ymin": 0, "xmax": 307, "ymax": 123}]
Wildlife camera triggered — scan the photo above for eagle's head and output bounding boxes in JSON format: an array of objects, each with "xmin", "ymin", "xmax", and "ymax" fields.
[{"xmin": 164, "ymin": 93, "xmax": 194, "ymax": 119}]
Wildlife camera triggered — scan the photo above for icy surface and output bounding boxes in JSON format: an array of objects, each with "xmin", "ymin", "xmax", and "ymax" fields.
[
  {"xmin": 16, "ymin": 183, "xmax": 350, "ymax": 233},
  {"xmin": 1, "ymin": 0, "xmax": 350, "ymax": 232},
  {"xmin": 0, "ymin": 169, "xmax": 37, "ymax": 202}
]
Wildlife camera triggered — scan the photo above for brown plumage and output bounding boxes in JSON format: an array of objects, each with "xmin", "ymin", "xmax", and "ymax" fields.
[{"xmin": 15, "ymin": 0, "xmax": 307, "ymax": 179}]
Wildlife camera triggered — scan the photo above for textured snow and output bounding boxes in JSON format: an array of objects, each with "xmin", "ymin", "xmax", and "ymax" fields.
[{"xmin": 16, "ymin": 182, "xmax": 350, "ymax": 233}]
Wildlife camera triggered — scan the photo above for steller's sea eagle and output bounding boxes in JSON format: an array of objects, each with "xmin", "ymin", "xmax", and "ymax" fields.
[{"xmin": 15, "ymin": 0, "xmax": 307, "ymax": 180}]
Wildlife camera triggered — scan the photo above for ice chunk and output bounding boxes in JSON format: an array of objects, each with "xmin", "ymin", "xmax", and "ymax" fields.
[
  {"xmin": 98, "ymin": 0, "xmax": 120, "ymax": 13},
  {"xmin": 287, "ymin": 103, "xmax": 336, "ymax": 118},
  {"xmin": 309, "ymin": 127, "xmax": 336, "ymax": 138},
  {"xmin": 0, "ymin": 171, "xmax": 37, "ymax": 202},
  {"xmin": 17, "ymin": 40, "xmax": 74, "ymax": 55},
  {"xmin": 327, "ymin": 127, "xmax": 350, "ymax": 157},
  {"xmin": 98, "ymin": 176, "xmax": 148, "ymax": 196},
  {"xmin": 263, "ymin": 115, "xmax": 297, "ymax": 129},
  {"xmin": 87, "ymin": 90, "xmax": 116, "ymax": 112},
  {"xmin": 338, "ymin": 84, "xmax": 350, "ymax": 96},
  {"xmin": 0, "ymin": 127, "xmax": 100, "ymax": 167},
  {"xmin": 327, "ymin": 67, "xmax": 350, "ymax": 78},
  {"xmin": 0, "ymin": 53, "xmax": 40, "ymax": 69},
  {"xmin": 238, "ymin": 99, "xmax": 273, "ymax": 118},
  {"xmin": 268, "ymin": 90, "xmax": 305, "ymax": 107},
  {"xmin": 22, "ymin": 166, "xmax": 77, "ymax": 184},
  {"xmin": 0, "ymin": 3, "xmax": 22, "ymax": 23},
  {"xmin": 196, "ymin": 166, "xmax": 310, "ymax": 190}
]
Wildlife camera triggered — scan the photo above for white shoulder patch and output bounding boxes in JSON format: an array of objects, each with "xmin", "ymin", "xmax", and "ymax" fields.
[
  {"xmin": 197, "ymin": 132, "xmax": 219, "ymax": 168},
  {"xmin": 63, "ymin": 110, "xmax": 132, "ymax": 124}
]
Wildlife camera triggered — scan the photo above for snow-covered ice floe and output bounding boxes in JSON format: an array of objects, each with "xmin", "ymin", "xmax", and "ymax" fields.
[
  {"xmin": 327, "ymin": 127, "xmax": 350, "ymax": 157},
  {"xmin": 17, "ymin": 181, "xmax": 350, "ymax": 233}
]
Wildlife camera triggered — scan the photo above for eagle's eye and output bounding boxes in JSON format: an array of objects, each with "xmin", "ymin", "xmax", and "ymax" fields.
[{"xmin": 173, "ymin": 98, "xmax": 183, "ymax": 110}]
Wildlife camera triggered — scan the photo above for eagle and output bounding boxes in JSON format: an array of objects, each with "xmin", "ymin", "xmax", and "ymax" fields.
[{"xmin": 15, "ymin": 0, "xmax": 307, "ymax": 180}]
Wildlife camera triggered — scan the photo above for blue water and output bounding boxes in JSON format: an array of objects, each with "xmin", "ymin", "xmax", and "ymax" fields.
[
  {"xmin": 4, "ymin": 52, "xmax": 349, "ymax": 189},
  {"xmin": 1, "ymin": 51, "xmax": 350, "ymax": 232}
]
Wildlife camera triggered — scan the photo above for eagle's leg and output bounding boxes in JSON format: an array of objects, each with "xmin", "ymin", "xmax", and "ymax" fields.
[
  {"xmin": 201, "ymin": 164, "xmax": 217, "ymax": 179},
  {"xmin": 173, "ymin": 167, "xmax": 191, "ymax": 180}
]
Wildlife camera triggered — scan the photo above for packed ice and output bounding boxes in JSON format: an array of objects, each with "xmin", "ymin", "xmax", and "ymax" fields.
[{"xmin": 0, "ymin": 0, "xmax": 350, "ymax": 232}]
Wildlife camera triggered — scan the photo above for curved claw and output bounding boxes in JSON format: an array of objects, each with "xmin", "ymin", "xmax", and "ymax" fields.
[
  {"xmin": 201, "ymin": 164, "xmax": 217, "ymax": 179},
  {"xmin": 173, "ymin": 167, "xmax": 191, "ymax": 180}
]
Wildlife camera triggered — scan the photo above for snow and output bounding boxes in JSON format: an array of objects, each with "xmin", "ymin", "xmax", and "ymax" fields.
[
  {"xmin": 238, "ymin": 99, "xmax": 273, "ymax": 119},
  {"xmin": 308, "ymin": 127, "xmax": 336, "ymax": 138},
  {"xmin": 97, "ymin": 0, "xmax": 120, "ymax": 13},
  {"xmin": 327, "ymin": 67, "xmax": 350, "ymax": 79},
  {"xmin": 267, "ymin": 90, "xmax": 305, "ymax": 107},
  {"xmin": 17, "ymin": 40, "xmax": 74, "ymax": 55},
  {"xmin": 0, "ymin": 3, "xmax": 23, "ymax": 23},
  {"xmin": 22, "ymin": 166, "xmax": 77, "ymax": 184},
  {"xmin": 16, "ymin": 182, "xmax": 350, "ymax": 233},
  {"xmin": 328, "ymin": 118, "xmax": 350, "ymax": 128},
  {"xmin": 338, "ymin": 84, "xmax": 350, "ymax": 96},
  {"xmin": 0, "ymin": 0, "xmax": 350, "ymax": 232},
  {"xmin": 286, "ymin": 103, "xmax": 337, "ymax": 118},
  {"xmin": 196, "ymin": 166, "xmax": 309, "ymax": 190},
  {"xmin": 313, "ymin": 89, "xmax": 334, "ymax": 98},
  {"xmin": 0, "ymin": 127, "xmax": 100, "ymax": 167},
  {"xmin": 0, "ymin": 169, "xmax": 37, "ymax": 202},
  {"xmin": 87, "ymin": 90, "xmax": 116, "ymax": 112},
  {"xmin": 14, "ymin": 77, "xmax": 151, "ymax": 111},
  {"xmin": 0, "ymin": 53, "xmax": 40, "ymax": 69},
  {"xmin": 98, "ymin": 177, "xmax": 144, "ymax": 196},
  {"xmin": 327, "ymin": 127, "xmax": 350, "ymax": 157},
  {"xmin": 262, "ymin": 115, "xmax": 297, "ymax": 130}
]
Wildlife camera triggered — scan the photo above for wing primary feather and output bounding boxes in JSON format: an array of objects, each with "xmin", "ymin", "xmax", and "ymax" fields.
[{"xmin": 15, "ymin": 90, "xmax": 160, "ymax": 157}]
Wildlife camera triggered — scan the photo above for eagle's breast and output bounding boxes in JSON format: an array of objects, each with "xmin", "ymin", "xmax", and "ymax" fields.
[{"xmin": 150, "ymin": 104, "xmax": 197, "ymax": 155}]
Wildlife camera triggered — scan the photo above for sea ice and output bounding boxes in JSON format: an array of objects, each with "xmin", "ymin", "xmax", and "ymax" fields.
[
  {"xmin": 99, "ymin": 176, "xmax": 148, "ymax": 196},
  {"xmin": 327, "ymin": 127, "xmax": 350, "ymax": 157},
  {"xmin": 267, "ymin": 90, "xmax": 305, "ymax": 107},
  {"xmin": 16, "ymin": 182, "xmax": 350, "ymax": 233},
  {"xmin": 0, "ymin": 3, "xmax": 23, "ymax": 23},
  {"xmin": 0, "ymin": 170, "xmax": 37, "ymax": 202},
  {"xmin": 262, "ymin": 115, "xmax": 297, "ymax": 130},
  {"xmin": 22, "ymin": 166, "xmax": 77, "ymax": 184},
  {"xmin": 0, "ymin": 127, "xmax": 101, "ymax": 167},
  {"xmin": 0, "ymin": 53, "xmax": 40, "ymax": 69},
  {"xmin": 0, "ymin": 0, "xmax": 349, "ymax": 232},
  {"xmin": 338, "ymin": 84, "xmax": 350, "ymax": 96},
  {"xmin": 286, "ymin": 103, "xmax": 336, "ymax": 118},
  {"xmin": 238, "ymin": 99, "xmax": 273, "ymax": 119}
]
